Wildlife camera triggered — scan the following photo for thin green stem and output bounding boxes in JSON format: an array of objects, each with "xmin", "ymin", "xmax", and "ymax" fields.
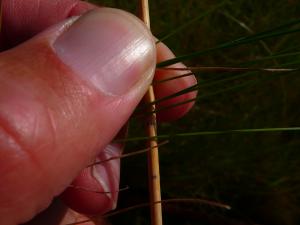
[
  {"xmin": 157, "ymin": 25, "xmax": 300, "ymax": 67},
  {"xmin": 116, "ymin": 127, "xmax": 300, "ymax": 142}
]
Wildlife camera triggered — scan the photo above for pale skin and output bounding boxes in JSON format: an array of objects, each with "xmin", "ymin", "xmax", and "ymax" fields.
[{"xmin": 0, "ymin": 1, "xmax": 197, "ymax": 224}]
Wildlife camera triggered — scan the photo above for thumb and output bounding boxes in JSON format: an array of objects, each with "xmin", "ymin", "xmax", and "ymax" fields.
[{"xmin": 0, "ymin": 8, "xmax": 155, "ymax": 225}]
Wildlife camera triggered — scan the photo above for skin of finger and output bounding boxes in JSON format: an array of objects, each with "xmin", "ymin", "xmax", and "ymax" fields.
[
  {"xmin": 1, "ymin": 0, "xmax": 94, "ymax": 48},
  {"xmin": 0, "ymin": 1, "xmax": 196, "ymax": 223},
  {"xmin": 154, "ymin": 42, "xmax": 198, "ymax": 122},
  {"xmin": 60, "ymin": 125, "xmax": 127, "ymax": 215},
  {"xmin": 0, "ymin": 20, "xmax": 154, "ymax": 224},
  {"xmin": 61, "ymin": 145, "xmax": 122, "ymax": 215},
  {"xmin": 1, "ymin": 0, "xmax": 196, "ymax": 123}
]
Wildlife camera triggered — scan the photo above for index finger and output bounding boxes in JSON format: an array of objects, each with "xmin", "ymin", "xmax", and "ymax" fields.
[{"xmin": 1, "ymin": 0, "xmax": 94, "ymax": 48}]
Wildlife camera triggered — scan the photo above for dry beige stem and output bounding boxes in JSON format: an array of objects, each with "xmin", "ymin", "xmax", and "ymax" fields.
[{"xmin": 139, "ymin": 1, "xmax": 163, "ymax": 225}]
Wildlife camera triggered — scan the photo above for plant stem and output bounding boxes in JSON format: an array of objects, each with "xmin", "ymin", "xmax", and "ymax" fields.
[{"xmin": 139, "ymin": 1, "xmax": 163, "ymax": 225}]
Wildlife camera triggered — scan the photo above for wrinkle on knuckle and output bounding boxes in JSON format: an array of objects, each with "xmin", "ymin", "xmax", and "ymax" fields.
[
  {"xmin": 0, "ymin": 112, "xmax": 58, "ymax": 223},
  {"xmin": 0, "ymin": 117, "xmax": 44, "ymax": 174},
  {"xmin": 0, "ymin": 96, "xmax": 58, "ymax": 176},
  {"xmin": 0, "ymin": 124, "xmax": 26, "ymax": 172}
]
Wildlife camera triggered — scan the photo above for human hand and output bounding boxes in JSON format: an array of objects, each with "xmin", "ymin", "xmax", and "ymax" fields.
[{"xmin": 0, "ymin": 0, "xmax": 197, "ymax": 224}]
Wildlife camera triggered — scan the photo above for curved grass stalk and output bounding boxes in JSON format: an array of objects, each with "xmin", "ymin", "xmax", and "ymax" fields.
[
  {"xmin": 87, "ymin": 141, "xmax": 169, "ymax": 166},
  {"xmin": 67, "ymin": 185, "xmax": 129, "ymax": 194},
  {"xmin": 102, "ymin": 198, "xmax": 231, "ymax": 218},
  {"xmin": 154, "ymin": 53, "xmax": 300, "ymax": 84},
  {"xmin": 65, "ymin": 198, "xmax": 231, "ymax": 225}
]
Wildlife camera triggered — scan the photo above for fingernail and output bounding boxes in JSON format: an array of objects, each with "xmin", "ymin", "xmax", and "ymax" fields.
[{"xmin": 54, "ymin": 8, "xmax": 156, "ymax": 96}]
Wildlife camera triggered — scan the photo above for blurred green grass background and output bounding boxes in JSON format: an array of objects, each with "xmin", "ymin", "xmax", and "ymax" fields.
[{"xmin": 90, "ymin": 1, "xmax": 300, "ymax": 224}]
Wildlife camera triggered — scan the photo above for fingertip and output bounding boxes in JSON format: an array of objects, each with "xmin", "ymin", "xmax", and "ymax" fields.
[
  {"xmin": 0, "ymin": 7, "xmax": 154, "ymax": 223},
  {"xmin": 61, "ymin": 143, "xmax": 123, "ymax": 215},
  {"xmin": 61, "ymin": 169, "xmax": 112, "ymax": 215},
  {"xmin": 154, "ymin": 42, "xmax": 197, "ymax": 122},
  {"xmin": 1, "ymin": 0, "xmax": 96, "ymax": 48}
]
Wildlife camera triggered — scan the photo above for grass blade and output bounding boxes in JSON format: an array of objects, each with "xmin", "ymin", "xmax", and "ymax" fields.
[
  {"xmin": 157, "ymin": 22, "xmax": 300, "ymax": 67},
  {"xmin": 117, "ymin": 127, "xmax": 300, "ymax": 142},
  {"xmin": 146, "ymin": 68, "xmax": 297, "ymax": 108}
]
